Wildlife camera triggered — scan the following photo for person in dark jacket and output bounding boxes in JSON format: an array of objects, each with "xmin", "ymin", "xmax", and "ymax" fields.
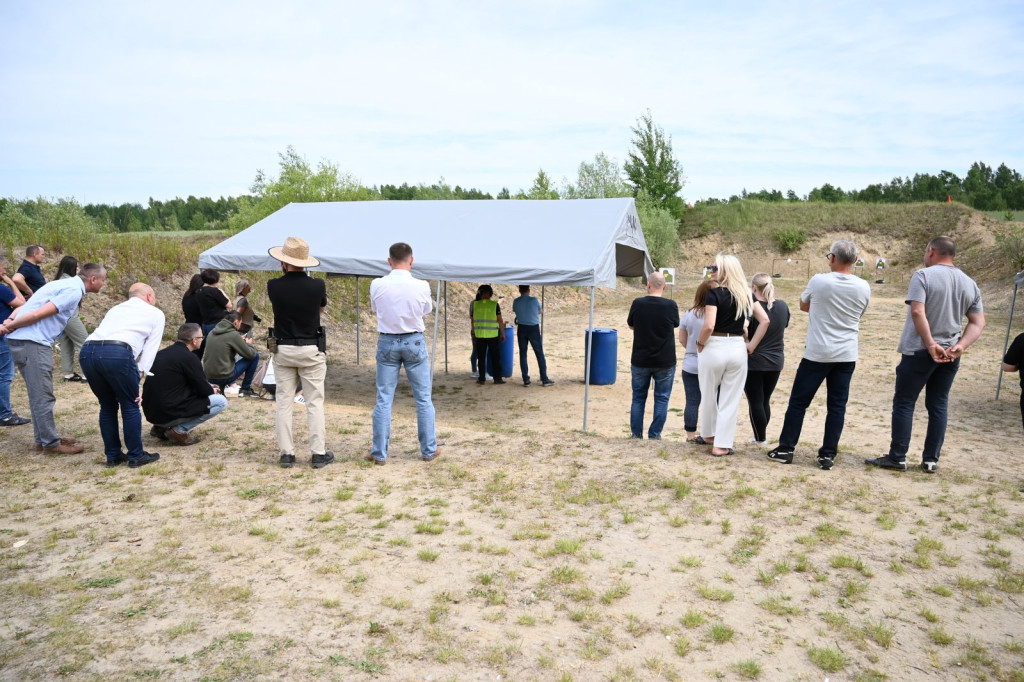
[
  {"xmin": 196, "ymin": 269, "xmax": 232, "ymax": 338},
  {"xmin": 142, "ymin": 323, "xmax": 228, "ymax": 446},
  {"xmin": 202, "ymin": 312, "xmax": 259, "ymax": 396}
]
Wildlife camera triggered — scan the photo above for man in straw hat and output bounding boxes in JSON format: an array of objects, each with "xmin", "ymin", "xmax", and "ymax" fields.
[{"xmin": 267, "ymin": 236, "xmax": 333, "ymax": 469}]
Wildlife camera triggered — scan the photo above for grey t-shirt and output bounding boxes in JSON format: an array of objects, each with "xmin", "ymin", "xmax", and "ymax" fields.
[
  {"xmin": 801, "ymin": 272, "xmax": 871, "ymax": 363},
  {"xmin": 896, "ymin": 264, "xmax": 983, "ymax": 354}
]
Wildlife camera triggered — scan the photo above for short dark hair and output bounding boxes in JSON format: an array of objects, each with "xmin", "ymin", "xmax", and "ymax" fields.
[
  {"xmin": 478, "ymin": 284, "xmax": 494, "ymax": 297},
  {"xmin": 224, "ymin": 311, "xmax": 241, "ymax": 323},
  {"xmin": 389, "ymin": 242, "xmax": 413, "ymax": 262},
  {"xmin": 178, "ymin": 323, "xmax": 201, "ymax": 343},
  {"xmin": 78, "ymin": 263, "xmax": 105, "ymax": 280},
  {"xmin": 518, "ymin": 285, "xmax": 530, "ymax": 294},
  {"xmin": 201, "ymin": 268, "xmax": 220, "ymax": 285},
  {"xmin": 928, "ymin": 236, "xmax": 956, "ymax": 256},
  {"xmin": 26, "ymin": 245, "xmax": 43, "ymax": 258}
]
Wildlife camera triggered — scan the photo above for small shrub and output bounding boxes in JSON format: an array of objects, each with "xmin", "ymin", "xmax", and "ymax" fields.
[{"xmin": 775, "ymin": 226, "xmax": 807, "ymax": 253}]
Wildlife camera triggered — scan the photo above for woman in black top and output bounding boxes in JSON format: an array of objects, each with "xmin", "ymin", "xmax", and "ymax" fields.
[
  {"xmin": 744, "ymin": 273, "xmax": 790, "ymax": 444},
  {"xmin": 695, "ymin": 254, "xmax": 769, "ymax": 455}
]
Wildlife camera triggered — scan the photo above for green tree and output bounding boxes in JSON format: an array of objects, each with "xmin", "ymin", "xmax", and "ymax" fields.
[
  {"xmin": 563, "ymin": 152, "xmax": 631, "ymax": 199},
  {"xmin": 634, "ymin": 191, "xmax": 677, "ymax": 268},
  {"xmin": 515, "ymin": 169, "xmax": 560, "ymax": 200},
  {"xmin": 624, "ymin": 110, "xmax": 685, "ymax": 218},
  {"xmin": 229, "ymin": 146, "xmax": 378, "ymax": 233}
]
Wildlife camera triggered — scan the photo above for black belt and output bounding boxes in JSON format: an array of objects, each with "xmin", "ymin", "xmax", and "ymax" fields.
[
  {"xmin": 379, "ymin": 331, "xmax": 421, "ymax": 336},
  {"xmin": 276, "ymin": 338, "xmax": 318, "ymax": 346},
  {"xmin": 84, "ymin": 340, "xmax": 132, "ymax": 350}
]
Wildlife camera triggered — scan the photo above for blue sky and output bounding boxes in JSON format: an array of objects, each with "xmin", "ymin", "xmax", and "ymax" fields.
[{"xmin": 1, "ymin": 0, "xmax": 1022, "ymax": 204}]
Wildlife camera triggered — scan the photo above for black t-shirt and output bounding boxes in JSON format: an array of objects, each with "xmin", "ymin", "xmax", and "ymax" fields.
[
  {"xmin": 627, "ymin": 296, "xmax": 680, "ymax": 368},
  {"xmin": 17, "ymin": 260, "xmax": 45, "ymax": 292},
  {"xmin": 1005, "ymin": 332, "xmax": 1024, "ymax": 384},
  {"xmin": 267, "ymin": 271, "xmax": 327, "ymax": 339},
  {"xmin": 705, "ymin": 287, "xmax": 746, "ymax": 335},
  {"xmin": 181, "ymin": 292, "xmax": 202, "ymax": 325},
  {"xmin": 196, "ymin": 286, "xmax": 230, "ymax": 325},
  {"xmin": 748, "ymin": 299, "xmax": 791, "ymax": 372}
]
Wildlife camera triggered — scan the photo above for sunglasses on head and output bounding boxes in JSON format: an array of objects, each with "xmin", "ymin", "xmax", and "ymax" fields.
[{"xmin": 706, "ymin": 265, "xmax": 719, "ymax": 273}]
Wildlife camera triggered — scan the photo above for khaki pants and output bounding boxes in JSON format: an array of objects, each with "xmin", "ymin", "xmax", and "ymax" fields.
[{"xmin": 273, "ymin": 345, "xmax": 327, "ymax": 456}]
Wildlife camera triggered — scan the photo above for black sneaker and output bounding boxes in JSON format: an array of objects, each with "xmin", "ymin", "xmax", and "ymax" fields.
[
  {"xmin": 149, "ymin": 425, "xmax": 168, "ymax": 441},
  {"xmin": 865, "ymin": 456, "xmax": 907, "ymax": 471},
  {"xmin": 279, "ymin": 454, "xmax": 296, "ymax": 468},
  {"xmin": 493, "ymin": 379, "xmax": 506, "ymax": 384},
  {"xmin": 523, "ymin": 379, "xmax": 532, "ymax": 386},
  {"xmin": 921, "ymin": 461, "xmax": 938, "ymax": 474},
  {"xmin": 766, "ymin": 447, "xmax": 793, "ymax": 464},
  {"xmin": 817, "ymin": 456, "xmax": 834, "ymax": 470},
  {"xmin": 239, "ymin": 389, "xmax": 256, "ymax": 398},
  {"xmin": 541, "ymin": 379, "xmax": 555, "ymax": 387},
  {"xmin": 105, "ymin": 453, "xmax": 129, "ymax": 468},
  {"xmin": 311, "ymin": 451, "xmax": 335, "ymax": 469},
  {"xmin": 0, "ymin": 414, "xmax": 31, "ymax": 427},
  {"xmin": 128, "ymin": 452, "xmax": 160, "ymax": 468}
]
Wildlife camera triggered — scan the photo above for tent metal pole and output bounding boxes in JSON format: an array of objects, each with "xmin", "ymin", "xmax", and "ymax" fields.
[
  {"xmin": 355, "ymin": 276, "xmax": 360, "ymax": 366},
  {"xmin": 583, "ymin": 286, "xmax": 595, "ymax": 432},
  {"xmin": 444, "ymin": 281, "xmax": 448, "ymax": 373},
  {"xmin": 997, "ymin": 281, "xmax": 1019, "ymax": 400},
  {"xmin": 431, "ymin": 280, "xmax": 442, "ymax": 377},
  {"xmin": 541, "ymin": 286, "xmax": 546, "ymax": 337}
]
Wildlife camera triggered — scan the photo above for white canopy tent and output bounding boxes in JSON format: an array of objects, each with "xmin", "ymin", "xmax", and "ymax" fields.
[{"xmin": 198, "ymin": 198, "xmax": 655, "ymax": 429}]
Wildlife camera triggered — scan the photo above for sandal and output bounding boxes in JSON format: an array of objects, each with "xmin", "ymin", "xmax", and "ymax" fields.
[
  {"xmin": 711, "ymin": 448, "xmax": 734, "ymax": 457},
  {"xmin": 63, "ymin": 373, "xmax": 85, "ymax": 383},
  {"xmin": 691, "ymin": 436, "xmax": 711, "ymax": 445}
]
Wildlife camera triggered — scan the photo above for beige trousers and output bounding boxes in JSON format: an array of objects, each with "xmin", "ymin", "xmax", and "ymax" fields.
[{"xmin": 273, "ymin": 345, "xmax": 327, "ymax": 456}]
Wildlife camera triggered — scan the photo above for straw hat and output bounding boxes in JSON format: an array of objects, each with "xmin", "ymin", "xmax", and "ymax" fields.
[{"xmin": 269, "ymin": 236, "xmax": 319, "ymax": 268}]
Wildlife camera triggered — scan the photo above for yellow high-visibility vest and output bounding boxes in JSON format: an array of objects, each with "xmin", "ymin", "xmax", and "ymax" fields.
[{"xmin": 472, "ymin": 299, "xmax": 500, "ymax": 338}]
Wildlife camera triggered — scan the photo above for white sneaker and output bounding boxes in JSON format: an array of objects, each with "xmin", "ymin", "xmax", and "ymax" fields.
[
  {"xmin": 294, "ymin": 394, "xmax": 306, "ymax": 404},
  {"xmin": 471, "ymin": 371, "xmax": 479, "ymax": 378},
  {"xmin": 224, "ymin": 384, "xmax": 240, "ymax": 397}
]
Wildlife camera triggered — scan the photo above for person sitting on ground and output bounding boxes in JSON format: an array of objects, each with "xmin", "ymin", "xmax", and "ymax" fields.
[
  {"xmin": 54, "ymin": 256, "xmax": 89, "ymax": 383},
  {"xmin": 142, "ymin": 323, "xmax": 228, "ymax": 445},
  {"xmin": 203, "ymin": 311, "xmax": 260, "ymax": 397}
]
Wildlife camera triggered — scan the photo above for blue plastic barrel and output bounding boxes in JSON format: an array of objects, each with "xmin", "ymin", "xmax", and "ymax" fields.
[
  {"xmin": 585, "ymin": 328, "xmax": 617, "ymax": 385},
  {"xmin": 485, "ymin": 325, "xmax": 515, "ymax": 378}
]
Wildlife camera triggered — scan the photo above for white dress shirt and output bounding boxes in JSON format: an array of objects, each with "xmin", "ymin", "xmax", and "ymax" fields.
[
  {"xmin": 370, "ymin": 269, "xmax": 433, "ymax": 333},
  {"xmin": 85, "ymin": 297, "xmax": 166, "ymax": 373}
]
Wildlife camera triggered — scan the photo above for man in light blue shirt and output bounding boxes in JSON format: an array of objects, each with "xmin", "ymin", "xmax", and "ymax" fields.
[
  {"xmin": 0, "ymin": 263, "xmax": 107, "ymax": 454},
  {"xmin": 512, "ymin": 285, "xmax": 553, "ymax": 387}
]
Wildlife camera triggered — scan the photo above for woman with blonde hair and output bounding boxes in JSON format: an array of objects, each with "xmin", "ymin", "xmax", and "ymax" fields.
[
  {"xmin": 744, "ymin": 273, "xmax": 790, "ymax": 445},
  {"xmin": 695, "ymin": 254, "xmax": 770, "ymax": 455},
  {"xmin": 678, "ymin": 278, "xmax": 719, "ymax": 442}
]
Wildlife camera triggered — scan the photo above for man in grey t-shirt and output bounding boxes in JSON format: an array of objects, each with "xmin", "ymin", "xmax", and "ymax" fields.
[
  {"xmin": 866, "ymin": 236, "xmax": 984, "ymax": 473},
  {"xmin": 767, "ymin": 240, "xmax": 871, "ymax": 470}
]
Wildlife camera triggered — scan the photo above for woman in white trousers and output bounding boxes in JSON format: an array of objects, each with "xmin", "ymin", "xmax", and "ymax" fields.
[{"xmin": 696, "ymin": 254, "xmax": 769, "ymax": 456}]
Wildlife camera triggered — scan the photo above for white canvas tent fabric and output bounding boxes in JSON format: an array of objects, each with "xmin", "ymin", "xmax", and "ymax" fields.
[
  {"xmin": 198, "ymin": 198, "xmax": 655, "ymax": 430},
  {"xmin": 198, "ymin": 198, "xmax": 654, "ymax": 286}
]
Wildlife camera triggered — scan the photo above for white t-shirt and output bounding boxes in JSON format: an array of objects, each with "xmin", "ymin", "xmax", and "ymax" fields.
[
  {"xmin": 801, "ymin": 272, "xmax": 871, "ymax": 363},
  {"xmin": 680, "ymin": 309, "xmax": 705, "ymax": 374}
]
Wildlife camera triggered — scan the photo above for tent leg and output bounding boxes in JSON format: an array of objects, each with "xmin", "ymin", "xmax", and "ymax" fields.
[
  {"xmin": 583, "ymin": 286, "xmax": 595, "ymax": 432},
  {"xmin": 431, "ymin": 280, "xmax": 442, "ymax": 377},
  {"xmin": 444, "ymin": 281, "xmax": 448, "ymax": 374},
  {"xmin": 355, "ymin": 276, "xmax": 360, "ymax": 366},
  {"xmin": 541, "ymin": 286, "xmax": 546, "ymax": 337},
  {"xmin": 997, "ymin": 282, "xmax": 1019, "ymax": 400}
]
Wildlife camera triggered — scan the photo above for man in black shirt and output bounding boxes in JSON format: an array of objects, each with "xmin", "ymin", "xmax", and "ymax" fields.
[
  {"xmin": 626, "ymin": 272, "xmax": 679, "ymax": 439},
  {"xmin": 12, "ymin": 245, "xmax": 46, "ymax": 298},
  {"xmin": 267, "ymin": 236, "xmax": 332, "ymax": 469}
]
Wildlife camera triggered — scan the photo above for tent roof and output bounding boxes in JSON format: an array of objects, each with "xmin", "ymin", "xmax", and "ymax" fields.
[{"xmin": 198, "ymin": 198, "xmax": 654, "ymax": 288}]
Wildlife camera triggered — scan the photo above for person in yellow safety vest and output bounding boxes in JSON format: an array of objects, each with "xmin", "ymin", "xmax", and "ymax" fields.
[{"xmin": 471, "ymin": 284, "xmax": 506, "ymax": 385}]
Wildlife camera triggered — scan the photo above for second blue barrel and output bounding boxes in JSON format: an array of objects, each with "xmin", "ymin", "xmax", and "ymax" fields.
[
  {"xmin": 585, "ymin": 328, "xmax": 617, "ymax": 385},
  {"xmin": 485, "ymin": 325, "xmax": 515, "ymax": 378}
]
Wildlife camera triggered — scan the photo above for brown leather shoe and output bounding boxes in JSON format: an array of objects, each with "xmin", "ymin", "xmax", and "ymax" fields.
[
  {"xmin": 423, "ymin": 447, "xmax": 443, "ymax": 462},
  {"xmin": 365, "ymin": 453, "xmax": 385, "ymax": 466},
  {"xmin": 165, "ymin": 428, "xmax": 199, "ymax": 446},
  {"xmin": 35, "ymin": 436, "xmax": 78, "ymax": 452},
  {"xmin": 43, "ymin": 441, "xmax": 85, "ymax": 455}
]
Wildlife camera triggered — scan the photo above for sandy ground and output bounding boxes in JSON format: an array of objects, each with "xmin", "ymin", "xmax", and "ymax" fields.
[{"xmin": 1, "ymin": 270, "xmax": 1023, "ymax": 682}]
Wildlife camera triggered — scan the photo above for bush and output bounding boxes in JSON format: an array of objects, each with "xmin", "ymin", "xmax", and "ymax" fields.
[
  {"xmin": 995, "ymin": 223, "xmax": 1024, "ymax": 271},
  {"xmin": 635, "ymin": 192, "xmax": 679, "ymax": 268},
  {"xmin": 775, "ymin": 226, "xmax": 807, "ymax": 253}
]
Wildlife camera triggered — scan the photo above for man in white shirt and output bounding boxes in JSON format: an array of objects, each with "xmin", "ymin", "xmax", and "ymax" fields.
[
  {"xmin": 766, "ymin": 240, "xmax": 871, "ymax": 470},
  {"xmin": 79, "ymin": 283, "xmax": 166, "ymax": 468},
  {"xmin": 367, "ymin": 242, "xmax": 439, "ymax": 465}
]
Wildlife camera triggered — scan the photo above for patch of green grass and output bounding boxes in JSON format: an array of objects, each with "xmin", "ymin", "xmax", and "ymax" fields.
[
  {"xmin": 808, "ymin": 645, "xmax": 847, "ymax": 672},
  {"xmin": 928, "ymin": 627, "xmax": 954, "ymax": 646},
  {"xmin": 681, "ymin": 610, "xmax": 706, "ymax": 629},
  {"xmin": 862, "ymin": 620, "xmax": 894, "ymax": 648},
  {"xmin": 81, "ymin": 576, "xmax": 122, "ymax": 589},
  {"xmin": 600, "ymin": 581, "xmax": 631, "ymax": 604},
  {"xmin": 417, "ymin": 549, "xmax": 440, "ymax": 562},
  {"xmin": 696, "ymin": 584, "xmax": 734, "ymax": 602},
  {"xmin": 706, "ymin": 622, "xmax": 735, "ymax": 644},
  {"xmin": 732, "ymin": 659, "xmax": 762, "ymax": 679}
]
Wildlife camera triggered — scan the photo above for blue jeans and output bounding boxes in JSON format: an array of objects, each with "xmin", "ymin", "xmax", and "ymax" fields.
[
  {"xmin": 229, "ymin": 352, "xmax": 260, "ymax": 390},
  {"xmin": 888, "ymin": 351, "xmax": 960, "ymax": 463},
  {"xmin": 0, "ymin": 337, "xmax": 14, "ymax": 420},
  {"xmin": 372, "ymin": 332, "xmax": 437, "ymax": 461},
  {"xmin": 517, "ymin": 324, "xmax": 549, "ymax": 383},
  {"xmin": 630, "ymin": 364, "xmax": 675, "ymax": 439},
  {"xmin": 79, "ymin": 343, "xmax": 144, "ymax": 463},
  {"xmin": 681, "ymin": 370, "xmax": 701, "ymax": 433},
  {"xmin": 167, "ymin": 394, "xmax": 229, "ymax": 434},
  {"xmin": 777, "ymin": 359, "xmax": 856, "ymax": 456}
]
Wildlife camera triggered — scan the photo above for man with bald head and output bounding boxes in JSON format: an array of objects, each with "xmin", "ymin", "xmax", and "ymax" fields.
[
  {"xmin": 626, "ymin": 271, "xmax": 679, "ymax": 439},
  {"xmin": 79, "ymin": 283, "xmax": 166, "ymax": 468}
]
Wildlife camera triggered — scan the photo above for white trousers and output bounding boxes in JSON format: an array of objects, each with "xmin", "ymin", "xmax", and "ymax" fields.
[{"xmin": 697, "ymin": 336, "xmax": 748, "ymax": 448}]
